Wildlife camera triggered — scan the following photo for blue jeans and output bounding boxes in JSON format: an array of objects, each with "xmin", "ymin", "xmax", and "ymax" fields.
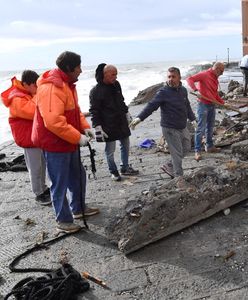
[
  {"xmin": 44, "ymin": 149, "xmax": 86, "ymax": 223},
  {"xmin": 105, "ymin": 137, "xmax": 130, "ymax": 173},
  {"xmin": 195, "ymin": 102, "xmax": 216, "ymax": 152}
]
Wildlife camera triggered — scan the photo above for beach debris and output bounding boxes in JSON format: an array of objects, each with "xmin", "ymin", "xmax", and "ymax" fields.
[
  {"xmin": 214, "ymin": 250, "xmax": 236, "ymax": 262},
  {"xmin": 156, "ymin": 136, "xmax": 170, "ymax": 153},
  {"xmin": 24, "ymin": 218, "xmax": 36, "ymax": 226},
  {"xmin": 36, "ymin": 231, "xmax": 48, "ymax": 244},
  {"xmin": 82, "ymin": 271, "xmax": 110, "ymax": 289},
  {"xmin": 223, "ymin": 250, "xmax": 236, "ymax": 261},
  {"xmin": 139, "ymin": 138, "xmax": 156, "ymax": 149},
  {"xmin": 231, "ymin": 139, "xmax": 248, "ymax": 160},
  {"xmin": 223, "ymin": 208, "xmax": 231, "ymax": 215},
  {"xmin": 142, "ymin": 190, "xmax": 149, "ymax": 195},
  {"xmin": 0, "ymin": 153, "xmax": 6, "ymax": 160},
  {"xmin": 59, "ymin": 250, "xmax": 69, "ymax": 265},
  {"xmin": 0, "ymin": 154, "xmax": 27, "ymax": 172},
  {"xmin": 105, "ymin": 162, "xmax": 248, "ymax": 254}
]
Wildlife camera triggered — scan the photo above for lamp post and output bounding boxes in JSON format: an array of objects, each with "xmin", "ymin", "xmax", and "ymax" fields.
[{"xmin": 227, "ymin": 48, "xmax": 230, "ymax": 66}]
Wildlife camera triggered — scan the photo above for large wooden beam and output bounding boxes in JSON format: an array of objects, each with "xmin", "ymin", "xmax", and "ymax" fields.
[{"xmin": 106, "ymin": 160, "xmax": 248, "ymax": 254}]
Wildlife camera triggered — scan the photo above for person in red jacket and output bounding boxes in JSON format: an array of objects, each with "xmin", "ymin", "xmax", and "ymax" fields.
[
  {"xmin": 186, "ymin": 62, "xmax": 225, "ymax": 161},
  {"xmin": 1, "ymin": 70, "xmax": 51, "ymax": 205},
  {"xmin": 32, "ymin": 51, "xmax": 99, "ymax": 233}
]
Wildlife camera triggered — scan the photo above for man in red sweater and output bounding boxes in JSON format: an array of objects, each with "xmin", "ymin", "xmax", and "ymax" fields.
[{"xmin": 186, "ymin": 62, "xmax": 225, "ymax": 161}]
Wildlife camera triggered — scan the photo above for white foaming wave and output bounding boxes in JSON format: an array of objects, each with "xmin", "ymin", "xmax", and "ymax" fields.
[{"xmin": 0, "ymin": 60, "xmax": 243, "ymax": 144}]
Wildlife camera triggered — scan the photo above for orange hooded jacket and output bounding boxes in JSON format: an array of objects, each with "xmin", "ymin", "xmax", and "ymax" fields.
[
  {"xmin": 1, "ymin": 77, "xmax": 35, "ymax": 147},
  {"xmin": 32, "ymin": 69, "xmax": 90, "ymax": 152}
]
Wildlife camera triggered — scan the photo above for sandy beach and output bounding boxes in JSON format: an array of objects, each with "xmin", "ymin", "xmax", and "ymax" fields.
[{"xmin": 1, "ymin": 91, "xmax": 248, "ymax": 299}]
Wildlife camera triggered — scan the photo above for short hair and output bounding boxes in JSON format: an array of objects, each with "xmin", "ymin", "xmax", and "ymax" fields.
[
  {"xmin": 168, "ymin": 67, "xmax": 181, "ymax": 76},
  {"xmin": 213, "ymin": 62, "xmax": 225, "ymax": 71},
  {"xmin": 56, "ymin": 51, "xmax": 81, "ymax": 73},
  {"xmin": 21, "ymin": 70, "xmax": 39, "ymax": 85}
]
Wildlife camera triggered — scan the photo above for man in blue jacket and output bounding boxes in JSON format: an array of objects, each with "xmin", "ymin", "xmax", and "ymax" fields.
[{"xmin": 130, "ymin": 67, "xmax": 196, "ymax": 189}]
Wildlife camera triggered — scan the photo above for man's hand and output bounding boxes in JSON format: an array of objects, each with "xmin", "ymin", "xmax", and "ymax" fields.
[
  {"xmin": 79, "ymin": 134, "xmax": 90, "ymax": 147},
  {"xmin": 126, "ymin": 112, "xmax": 133, "ymax": 125},
  {"xmin": 223, "ymin": 103, "xmax": 232, "ymax": 110},
  {"xmin": 84, "ymin": 128, "xmax": 95, "ymax": 140},
  {"xmin": 129, "ymin": 117, "xmax": 141, "ymax": 130},
  {"xmin": 191, "ymin": 120, "xmax": 197, "ymax": 130},
  {"xmin": 95, "ymin": 125, "xmax": 108, "ymax": 142},
  {"xmin": 193, "ymin": 90, "xmax": 201, "ymax": 98}
]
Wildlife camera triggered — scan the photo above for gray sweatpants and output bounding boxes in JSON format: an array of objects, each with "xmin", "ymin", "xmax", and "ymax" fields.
[
  {"xmin": 162, "ymin": 127, "xmax": 191, "ymax": 177},
  {"xmin": 24, "ymin": 148, "xmax": 47, "ymax": 196}
]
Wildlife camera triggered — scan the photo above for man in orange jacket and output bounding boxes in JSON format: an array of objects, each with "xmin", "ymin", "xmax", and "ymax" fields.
[
  {"xmin": 1, "ymin": 70, "xmax": 51, "ymax": 205},
  {"xmin": 32, "ymin": 51, "xmax": 99, "ymax": 233}
]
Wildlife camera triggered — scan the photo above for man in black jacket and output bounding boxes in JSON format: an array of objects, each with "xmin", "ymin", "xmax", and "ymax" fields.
[{"xmin": 89, "ymin": 64, "xmax": 138, "ymax": 181}]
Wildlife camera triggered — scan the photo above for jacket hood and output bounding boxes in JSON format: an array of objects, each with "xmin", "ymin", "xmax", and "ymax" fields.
[
  {"xmin": 38, "ymin": 68, "xmax": 70, "ymax": 88},
  {"xmin": 1, "ymin": 77, "xmax": 29, "ymax": 108},
  {"xmin": 95, "ymin": 63, "xmax": 106, "ymax": 83}
]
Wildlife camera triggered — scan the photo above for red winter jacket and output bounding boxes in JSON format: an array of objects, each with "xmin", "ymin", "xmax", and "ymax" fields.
[
  {"xmin": 32, "ymin": 69, "xmax": 90, "ymax": 152},
  {"xmin": 1, "ymin": 77, "xmax": 36, "ymax": 148}
]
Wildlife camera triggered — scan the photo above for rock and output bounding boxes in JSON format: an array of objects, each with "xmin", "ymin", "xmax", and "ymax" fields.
[
  {"xmin": 223, "ymin": 208, "xmax": 231, "ymax": 215},
  {"xmin": 231, "ymin": 139, "xmax": 248, "ymax": 160},
  {"xmin": 228, "ymin": 80, "xmax": 240, "ymax": 93},
  {"xmin": 129, "ymin": 82, "xmax": 163, "ymax": 106},
  {"xmin": 183, "ymin": 63, "xmax": 213, "ymax": 78},
  {"xmin": 0, "ymin": 153, "xmax": 6, "ymax": 160},
  {"xmin": 105, "ymin": 163, "xmax": 248, "ymax": 254},
  {"xmin": 0, "ymin": 154, "xmax": 27, "ymax": 172}
]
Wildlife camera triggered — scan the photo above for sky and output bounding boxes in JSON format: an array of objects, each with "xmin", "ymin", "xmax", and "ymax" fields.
[{"xmin": 0, "ymin": 0, "xmax": 243, "ymax": 71}]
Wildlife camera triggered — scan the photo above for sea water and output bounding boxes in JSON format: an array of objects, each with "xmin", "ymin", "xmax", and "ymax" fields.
[{"xmin": 0, "ymin": 60, "xmax": 243, "ymax": 144}]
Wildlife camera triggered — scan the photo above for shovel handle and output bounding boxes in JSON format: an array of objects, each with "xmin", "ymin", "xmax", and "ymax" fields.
[{"xmin": 190, "ymin": 92, "xmax": 241, "ymax": 113}]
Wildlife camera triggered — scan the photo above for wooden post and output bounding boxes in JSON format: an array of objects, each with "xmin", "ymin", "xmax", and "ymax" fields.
[{"xmin": 242, "ymin": 0, "xmax": 248, "ymax": 55}]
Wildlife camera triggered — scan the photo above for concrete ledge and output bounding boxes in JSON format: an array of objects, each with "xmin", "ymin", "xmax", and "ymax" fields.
[{"xmin": 106, "ymin": 162, "xmax": 248, "ymax": 254}]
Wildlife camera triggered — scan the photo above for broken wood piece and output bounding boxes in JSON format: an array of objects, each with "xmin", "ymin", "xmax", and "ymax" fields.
[{"xmin": 105, "ymin": 162, "xmax": 248, "ymax": 254}]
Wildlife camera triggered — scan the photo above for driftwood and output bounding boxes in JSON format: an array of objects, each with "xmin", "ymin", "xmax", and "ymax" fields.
[{"xmin": 105, "ymin": 161, "xmax": 248, "ymax": 254}]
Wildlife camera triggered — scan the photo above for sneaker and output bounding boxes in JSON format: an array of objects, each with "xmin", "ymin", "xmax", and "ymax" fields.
[
  {"xmin": 111, "ymin": 171, "xmax": 121, "ymax": 181},
  {"xmin": 73, "ymin": 207, "xmax": 100, "ymax": 219},
  {"xmin": 43, "ymin": 187, "xmax": 50, "ymax": 195},
  {"xmin": 161, "ymin": 163, "xmax": 174, "ymax": 178},
  {"xmin": 35, "ymin": 190, "xmax": 51, "ymax": 206},
  {"xmin": 73, "ymin": 213, "xmax": 84, "ymax": 220},
  {"xmin": 84, "ymin": 207, "xmax": 100, "ymax": 217},
  {"xmin": 195, "ymin": 152, "xmax": 202, "ymax": 161},
  {"xmin": 57, "ymin": 222, "xmax": 81, "ymax": 233},
  {"xmin": 205, "ymin": 146, "xmax": 221, "ymax": 153},
  {"xmin": 120, "ymin": 166, "xmax": 139, "ymax": 176}
]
